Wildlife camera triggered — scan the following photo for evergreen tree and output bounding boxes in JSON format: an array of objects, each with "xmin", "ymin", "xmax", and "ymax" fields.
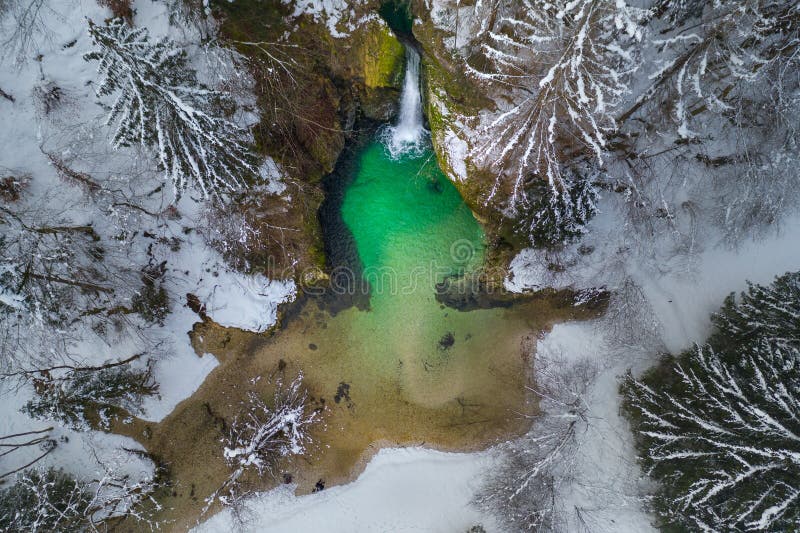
[
  {"xmin": 0, "ymin": 468, "xmax": 92, "ymax": 532},
  {"xmin": 0, "ymin": 463, "xmax": 162, "ymax": 531},
  {"xmin": 23, "ymin": 366, "xmax": 158, "ymax": 430},
  {"xmin": 521, "ymin": 168, "xmax": 599, "ymax": 248},
  {"xmin": 85, "ymin": 18, "xmax": 258, "ymax": 198},
  {"xmin": 623, "ymin": 271, "xmax": 800, "ymax": 531}
]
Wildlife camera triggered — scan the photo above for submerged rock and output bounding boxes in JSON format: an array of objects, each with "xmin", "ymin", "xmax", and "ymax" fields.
[{"xmin": 438, "ymin": 332, "xmax": 455, "ymax": 350}]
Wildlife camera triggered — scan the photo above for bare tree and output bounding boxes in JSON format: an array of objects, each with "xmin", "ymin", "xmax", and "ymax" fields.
[
  {"xmin": 477, "ymin": 350, "xmax": 599, "ymax": 531},
  {"xmin": 0, "ymin": 0, "xmax": 63, "ymax": 64},
  {"xmin": 0, "ymin": 427, "xmax": 56, "ymax": 481},
  {"xmin": 466, "ymin": 0, "xmax": 643, "ymax": 225}
]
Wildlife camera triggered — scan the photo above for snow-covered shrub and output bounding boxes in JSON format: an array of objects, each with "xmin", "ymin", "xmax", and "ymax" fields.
[
  {"xmin": 0, "ymin": 173, "xmax": 29, "ymax": 202},
  {"xmin": 223, "ymin": 374, "xmax": 316, "ymax": 474},
  {"xmin": 32, "ymin": 81, "xmax": 65, "ymax": 117},
  {"xmin": 207, "ymin": 374, "xmax": 319, "ymax": 509},
  {"xmin": 623, "ymin": 271, "xmax": 800, "ymax": 531},
  {"xmin": 85, "ymin": 18, "xmax": 258, "ymax": 198},
  {"xmin": 130, "ymin": 261, "xmax": 170, "ymax": 326},
  {"xmin": 199, "ymin": 195, "xmax": 265, "ymax": 273}
]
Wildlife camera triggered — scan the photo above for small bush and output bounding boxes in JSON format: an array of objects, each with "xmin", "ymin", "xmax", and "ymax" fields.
[
  {"xmin": 131, "ymin": 262, "xmax": 169, "ymax": 325},
  {"xmin": 0, "ymin": 174, "xmax": 30, "ymax": 202}
]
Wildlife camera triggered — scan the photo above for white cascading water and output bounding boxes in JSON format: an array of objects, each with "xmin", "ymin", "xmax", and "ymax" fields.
[{"xmin": 384, "ymin": 45, "xmax": 427, "ymax": 158}]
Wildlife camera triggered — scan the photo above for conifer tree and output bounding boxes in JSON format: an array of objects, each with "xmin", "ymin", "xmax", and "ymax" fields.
[
  {"xmin": 623, "ymin": 271, "xmax": 800, "ymax": 531},
  {"xmin": 85, "ymin": 18, "xmax": 258, "ymax": 198}
]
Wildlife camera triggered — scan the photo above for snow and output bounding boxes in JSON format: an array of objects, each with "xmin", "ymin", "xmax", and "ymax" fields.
[
  {"xmin": 198, "ymin": 273, "xmax": 296, "ymax": 334},
  {"xmin": 282, "ymin": 0, "xmax": 375, "ymax": 39},
  {"xmin": 194, "ymin": 447, "xmax": 500, "ymax": 533},
  {"xmin": 497, "ymin": 207, "xmax": 800, "ymax": 530},
  {"xmin": 633, "ymin": 217, "xmax": 800, "ymax": 351},
  {"xmin": 259, "ymin": 157, "xmax": 287, "ymax": 195},
  {"xmin": 505, "ymin": 247, "xmax": 572, "ymax": 292},
  {"xmin": 444, "ymin": 132, "xmax": 468, "ymax": 181}
]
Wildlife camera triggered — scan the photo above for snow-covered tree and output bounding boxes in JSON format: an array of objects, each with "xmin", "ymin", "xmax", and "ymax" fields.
[
  {"xmin": 0, "ymin": 467, "xmax": 93, "ymax": 531},
  {"xmin": 0, "ymin": 201, "xmax": 117, "ymax": 370},
  {"xmin": 0, "ymin": 191, "xmax": 164, "ymax": 372},
  {"xmin": 623, "ymin": 271, "xmax": 800, "ymax": 531},
  {"xmin": 625, "ymin": 1, "xmax": 799, "ymax": 138},
  {"xmin": 0, "ymin": 462, "xmax": 162, "ymax": 532},
  {"xmin": 478, "ymin": 352, "xmax": 599, "ymax": 531},
  {"xmin": 206, "ymin": 374, "xmax": 319, "ymax": 510},
  {"xmin": 85, "ymin": 18, "xmax": 259, "ymax": 198},
  {"xmin": 466, "ymin": 0, "xmax": 643, "ymax": 243},
  {"xmin": 22, "ymin": 363, "xmax": 158, "ymax": 430},
  {"xmin": 618, "ymin": 0, "xmax": 800, "ymax": 243},
  {"xmin": 518, "ymin": 167, "xmax": 599, "ymax": 247}
]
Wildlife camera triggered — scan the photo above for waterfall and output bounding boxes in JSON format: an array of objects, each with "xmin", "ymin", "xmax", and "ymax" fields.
[{"xmin": 384, "ymin": 45, "xmax": 427, "ymax": 158}]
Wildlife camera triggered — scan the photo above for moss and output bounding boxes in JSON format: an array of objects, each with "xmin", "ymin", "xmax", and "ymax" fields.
[
  {"xmin": 212, "ymin": 0, "xmax": 288, "ymax": 44},
  {"xmin": 362, "ymin": 23, "xmax": 405, "ymax": 89},
  {"xmin": 416, "ymin": 18, "xmax": 490, "ymax": 201}
]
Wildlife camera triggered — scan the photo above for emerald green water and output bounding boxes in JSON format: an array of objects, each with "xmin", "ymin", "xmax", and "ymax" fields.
[{"xmin": 341, "ymin": 140, "xmax": 485, "ymax": 305}]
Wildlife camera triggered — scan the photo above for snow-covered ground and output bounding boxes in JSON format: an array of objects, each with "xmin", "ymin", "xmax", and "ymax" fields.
[
  {"xmin": 195, "ymin": 447, "xmax": 500, "ymax": 533},
  {"xmin": 200, "ymin": 274, "xmax": 295, "ymax": 334}
]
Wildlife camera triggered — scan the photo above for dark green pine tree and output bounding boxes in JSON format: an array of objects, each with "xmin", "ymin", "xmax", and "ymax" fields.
[
  {"xmin": 85, "ymin": 18, "xmax": 258, "ymax": 198},
  {"xmin": 23, "ymin": 366, "xmax": 158, "ymax": 430},
  {"xmin": 0, "ymin": 464, "xmax": 162, "ymax": 530},
  {"xmin": 0, "ymin": 468, "xmax": 92, "ymax": 531},
  {"xmin": 623, "ymin": 271, "xmax": 800, "ymax": 531}
]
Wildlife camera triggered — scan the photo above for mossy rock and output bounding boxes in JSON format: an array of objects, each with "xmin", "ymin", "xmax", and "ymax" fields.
[
  {"xmin": 362, "ymin": 21, "xmax": 405, "ymax": 89},
  {"xmin": 357, "ymin": 19, "xmax": 405, "ymax": 120}
]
